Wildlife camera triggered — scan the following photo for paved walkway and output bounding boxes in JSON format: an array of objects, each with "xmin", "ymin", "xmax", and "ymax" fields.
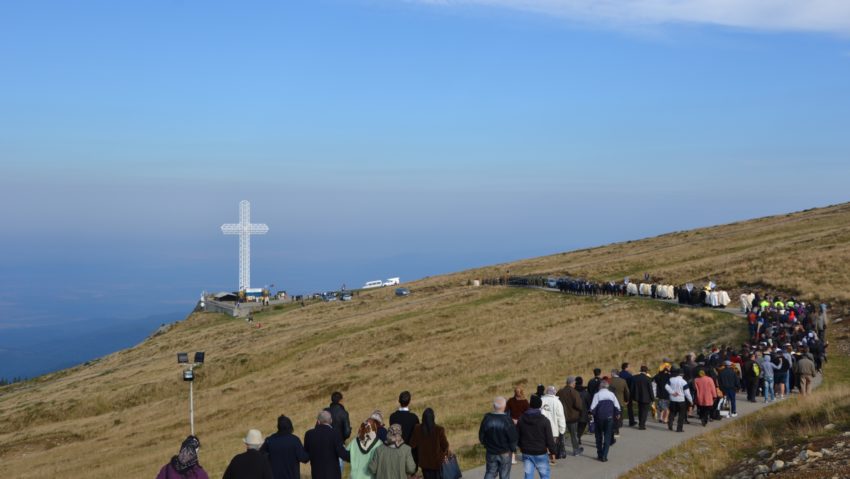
[
  {"xmin": 463, "ymin": 286, "xmax": 821, "ymax": 478},
  {"xmin": 463, "ymin": 387, "xmax": 819, "ymax": 479}
]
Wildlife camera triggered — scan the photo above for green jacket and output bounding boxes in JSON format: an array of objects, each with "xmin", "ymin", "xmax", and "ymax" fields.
[
  {"xmin": 349, "ymin": 439, "xmax": 382, "ymax": 479},
  {"xmin": 368, "ymin": 444, "xmax": 416, "ymax": 479}
]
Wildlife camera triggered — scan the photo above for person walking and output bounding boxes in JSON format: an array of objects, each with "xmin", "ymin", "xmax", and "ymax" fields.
[
  {"xmin": 653, "ymin": 367, "xmax": 671, "ymax": 423},
  {"xmin": 540, "ymin": 386, "xmax": 566, "ymax": 464},
  {"xmin": 717, "ymin": 361, "xmax": 740, "ymax": 417},
  {"xmin": 304, "ymin": 411, "xmax": 351, "ymax": 479},
  {"xmin": 389, "ymin": 391, "xmax": 419, "ymax": 448},
  {"xmin": 223, "ymin": 429, "xmax": 274, "ymax": 479},
  {"xmin": 368, "ymin": 424, "xmax": 416, "ymax": 479},
  {"xmin": 619, "ymin": 363, "xmax": 636, "ymax": 427},
  {"xmin": 326, "ymin": 392, "xmax": 352, "ymax": 444},
  {"xmin": 479, "ymin": 396, "xmax": 518, "ymax": 479},
  {"xmin": 587, "ymin": 369, "xmax": 603, "ymax": 396},
  {"xmin": 408, "ymin": 408, "xmax": 449, "ymax": 479},
  {"xmin": 693, "ymin": 370, "xmax": 718, "ymax": 426},
  {"xmin": 574, "ymin": 377, "xmax": 591, "ymax": 441},
  {"xmin": 760, "ymin": 353, "xmax": 779, "ymax": 403},
  {"xmin": 506, "ymin": 387, "xmax": 529, "ymax": 465},
  {"xmin": 608, "ymin": 370, "xmax": 630, "ymax": 437},
  {"xmin": 817, "ymin": 303, "xmax": 828, "ymax": 340},
  {"xmin": 630, "ymin": 366, "xmax": 654, "ymax": 430},
  {"xmin": 348, "ymin": 418, "xmax": 383, "ymax": 479},
  {"xmin": 517, "ymin": 395, "xmax": 556, "ymax": 479},
  {"xmin": 590, "ymin": 378, "xmax": 620, "ymax": 462},
  {"xmin": 665, "ymin": 368, "xmax": 693, "ymax": 432},
  {"xmin": 261, "ymin": 415, "xmax": 309, "ymax": 479},
  {"xmin": 156, "ymin": 435, "xmax": 209, "ymax": 479},
  {"xmin": 797, "ymin": 354, "xmax": 817, "ymax": 395},
  {"xmin": 556, "ymin": 377, "xmax": 585, "ymax": 456},
  {"xmin": 773, "ymin": 352, "xmax": 790, "ymax": 399},
  {"xmin": 743, "ymin": 353, "xmax": 759, "ymax": 402}
]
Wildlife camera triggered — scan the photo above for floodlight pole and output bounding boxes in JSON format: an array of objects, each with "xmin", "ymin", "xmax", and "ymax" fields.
[{"xmin": 189, "ymin": 375, "xmax": 195, "ymax": 436}]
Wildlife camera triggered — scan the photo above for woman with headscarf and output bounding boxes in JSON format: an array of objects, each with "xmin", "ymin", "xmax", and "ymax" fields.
[
  {"xmin": 156, "ymin": 435, "xmax": 209, "ymax": 479},
  {"xmin": 348, "ymin": 418, "xmax": 383, "ymax": 479},
  {"xmin": 408, "ymin": 408, "xmax": 449, "ymax": 479},
  {"xmin": 368, "ymin": 424, "xmax": 416, "ymax": 479},
  {"xmin": 369, "ymin": 410, "xmax": 388, "ymax": 443}
]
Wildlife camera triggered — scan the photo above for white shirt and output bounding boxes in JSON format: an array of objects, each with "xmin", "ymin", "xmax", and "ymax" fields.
[{"xmin": 665, "ymin": 376, "xmax": 693, "ymax": 403}]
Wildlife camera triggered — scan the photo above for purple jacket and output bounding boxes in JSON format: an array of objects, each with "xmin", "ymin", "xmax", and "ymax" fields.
[{"xmin": 156, "ymin": 463, "xmax": 210, "ymax": 479}]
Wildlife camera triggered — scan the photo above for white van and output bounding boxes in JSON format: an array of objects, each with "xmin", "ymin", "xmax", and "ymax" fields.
[
  {"xmin": 384, "ymin": 277, "xmax": 400, "ymax": 287},
  {"xmin": 363, "ymin": 280, "xmax": 384, "ymax": 289}
]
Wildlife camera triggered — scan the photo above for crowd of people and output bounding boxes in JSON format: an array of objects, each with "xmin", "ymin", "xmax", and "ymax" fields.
[{"xmin": 156, "ymin": 283, "xmax": 831, "ymax": 479}]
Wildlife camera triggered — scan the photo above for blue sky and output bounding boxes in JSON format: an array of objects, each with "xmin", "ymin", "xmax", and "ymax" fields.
[{"xmin": 1, "ymin": 1, "xmax": 849, "ymax": 376}]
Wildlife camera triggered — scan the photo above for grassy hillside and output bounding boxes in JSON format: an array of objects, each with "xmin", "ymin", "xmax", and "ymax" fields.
[
  {"xmin": 456, "ymin": 202, "xmax": 850, "ymax": 308},
  {"xmin": 1, "ymin": 202, "xmax": 848, "ymax": 478}
]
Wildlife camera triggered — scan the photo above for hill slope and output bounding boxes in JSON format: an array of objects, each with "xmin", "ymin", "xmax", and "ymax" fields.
[{"xmin": 1, "ymin": 202, "xmax": 849, "ymax": 478}]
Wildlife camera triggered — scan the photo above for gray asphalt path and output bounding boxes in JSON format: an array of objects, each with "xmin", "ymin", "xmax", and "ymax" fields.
[
  {"xmin": 463, "ymin": 286, "xmax": 819, "ymax": 478},
  {"xmin": 462, "ymin": 386, "xmax": 820, "ymax": 479}
]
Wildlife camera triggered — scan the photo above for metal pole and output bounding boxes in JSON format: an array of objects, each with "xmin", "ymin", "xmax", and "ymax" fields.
[{"xmin": 189, "ymin": 374, "xmax": 195, "ymax": 435}]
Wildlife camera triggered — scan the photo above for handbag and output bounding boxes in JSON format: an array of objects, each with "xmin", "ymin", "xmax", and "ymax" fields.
[
  {"xmin": 556, "ymin": 434, "xmax": 568, "ymax": 459},
  {"xmin": 441, "ymin": 453, "xmax": 462, "ymax": 479}
]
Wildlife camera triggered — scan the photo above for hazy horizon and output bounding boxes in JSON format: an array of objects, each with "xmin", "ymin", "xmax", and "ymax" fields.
[{"xmin": 2, "ymin": 1, "xmax": 849, "ymax": 378}]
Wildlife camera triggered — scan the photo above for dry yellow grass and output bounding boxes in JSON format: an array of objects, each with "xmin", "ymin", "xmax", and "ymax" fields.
[
  {"xmin": 1, "ymin": 201, "xmax": 848, "ymax": 478},
  {"xmin": 0, "ymin": 287, "xmax": 740, "ymax": 478},
  {"xmin": 447, "ymin": 202, "xmax": 850, "ymax": 309}
]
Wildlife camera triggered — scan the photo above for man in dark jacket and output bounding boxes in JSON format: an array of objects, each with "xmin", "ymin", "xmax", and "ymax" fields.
[
  {"xmin": 556, "ymin": 376, "xmax": 584, "ymax": 456},
  {"xmin": 517, "ymin": 395, "xmax": 556, "ymax": 479},
  {"xmin": 619, "ymin": 363, "xmax": 635, "ymax": 427},
  {"xmin": 304, "ymin": 411, "xmax": 350, "ymax": 479},
  {"xmin": 389, "ymin": 390, "xmax": 420, "ymax": 466},
  {"xmin": 743, "ymin": 353, "xmax": 759, "ymax": 402},
  {"xmin": 479, "ymin": 396, "xmax": 518, "ymax": 479},
  {"xmin": 389, "ymin": 391, "xmax": 419, "ymax": 443},
  {"xmin": 587, "ymin": 368, "xmax": 603, "ymax": 396},
  {"xmin": 261, "ymin": 415, "xmax": 309, "ymax": 479},
  {"xmin": 653, "ymin": 367, "xmax": 671, "ymax": 424},
  {"xmin": 630, "ymin": 366, "xmax": 655, "ymax": 430},
  {"xmin": 223, "ymin": 429, "xmax": 274, "ymax": 479},
  {"xmin": 717, "ymin": 361, "xmax": 741, "ymax": 416},
  {"xmin": 325, "ymin": 392, "xmax": 352, "ymax": 444}
]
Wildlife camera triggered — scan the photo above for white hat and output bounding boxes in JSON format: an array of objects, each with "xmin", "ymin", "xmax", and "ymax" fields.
[{"xmin": 244, "ymin": 429, "xmax": 264, "ymax": 446}]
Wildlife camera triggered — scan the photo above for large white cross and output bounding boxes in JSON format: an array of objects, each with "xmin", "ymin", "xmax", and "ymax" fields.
[{"xmin": 221, "ymin": 200, "xmax": 269, "ymax": 291}]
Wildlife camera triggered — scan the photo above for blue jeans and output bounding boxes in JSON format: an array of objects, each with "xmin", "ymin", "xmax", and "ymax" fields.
[
  {"xmin": 764, "ymin": 377, "xmax": 775, "ymax": 402},
  {"xmin": 594, "ymin": 417, "xmax": 614, "ymax": 460},
  {"xmin": 723, "ymin": 387, "xmax": 737, "ymax": 414},
  {"xmin": 522, "ymin": 453, "xmax": 550, "ymax": 479},
  {"xmin": 484, "ymin": 452, "xmax": 512, "ymax": 479}
]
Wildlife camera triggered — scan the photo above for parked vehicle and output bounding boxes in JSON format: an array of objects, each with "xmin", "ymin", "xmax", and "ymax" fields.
[
  {"xmin": 340, "ymin": 293, "xmax": 353, "ymax": 301},
  {"xmin": 363, "ymin": 280, "xmax": 384, "ymax": 289},
  {"xmin": 395, "ymin": 287, "xmax": 410, "ymax": 297},
  {"xmin": 384, "ymin": 277, "xmax": 401, "ymax": 287}
]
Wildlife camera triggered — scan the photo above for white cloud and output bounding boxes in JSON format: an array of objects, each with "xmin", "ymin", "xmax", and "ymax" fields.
[{"xmin": 415, "ymin": 0, "xmax": 850, "ymax": 35}]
